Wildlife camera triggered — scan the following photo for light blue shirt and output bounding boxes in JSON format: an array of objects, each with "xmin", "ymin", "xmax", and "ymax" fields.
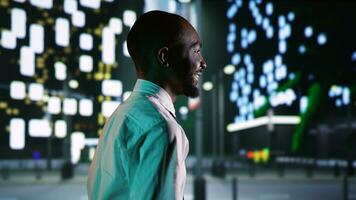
[{"xmin": 87, "ymin": 79, "xmax": 189, "ymax": 200}]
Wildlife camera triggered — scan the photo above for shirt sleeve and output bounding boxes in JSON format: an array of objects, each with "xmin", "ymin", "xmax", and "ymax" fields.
[{"xmin": 126, "ymin": 120, "xmax": 176, "ymax": 200}]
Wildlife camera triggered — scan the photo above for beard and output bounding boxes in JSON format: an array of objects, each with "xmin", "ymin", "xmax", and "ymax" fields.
[
  {"xmin": 182, "ymin": 75, "xmax": 200, "ymax": 97},
  {"xmin": 183, "ymin": 84, "xmax": 199, "ymax": 97}
]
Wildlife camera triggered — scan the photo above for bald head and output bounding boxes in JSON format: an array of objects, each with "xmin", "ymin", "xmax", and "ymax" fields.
[
  {"xmin": 127, "ymin": 10, "xmax": 207, "ymax": 98},
  {"xmin": 127, "ymin": 11, "xmax": 188, "ymax": 74}
]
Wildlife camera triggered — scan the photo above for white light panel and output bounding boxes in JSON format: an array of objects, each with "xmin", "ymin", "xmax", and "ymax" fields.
[
  {"xmin": 79, "ymin": 0, "xmax": 100, "ymax": 9},
  {"xmin": 102, "ymin": 101, "xmax": 120, "ymax": 117},
  {"xmin": 29, "ymin": 24, "xmax": 44, "ymax": 54},
  {"xmin": 29, "ymin": 119, "xmax": 52, "ymax": 137},
  {"xmin": 102, "ymin": 27, "xmax": 115, "ymax": 64},
  {"xmin": 304, "ymin": 26, "xmax": 313, "ymax": 38},
  {"xmin": 300, "ymin": 96, "xmax": 308, "ymax": 113},
  {"xmin": 63, "ymin": 98, "xmax": 77, "ymax": 115},
  {"xmin": 227, "ymin": 115, "xmax": 300, "ymax": 132},
  {"xmin": 123, "ymin": 10, "xmax": 136, "ymax": 27},
  {"xmin": 55, "ymin": 18, "xmax": 70, "ymax": 47},
  {"xmin": 64, "ymin": 0, "xmax": 77, "ymax": 14},
  {"xmin": 102, "ymin": 79, "xmax": 122, "ymax": 97},
  {"xmin": 265, "ymin": 2, "xmax": 273, "ymax": 16},
  {"xmin": 11, "ymin": 8, "xmax": 26, "ymax": 39},
  {"xmin": 29, "ymin": 83, "xmax": 44, "ymax": 101},
  {"xmin": 47, "ymin": 96, "xmax": 61, "ymax": 114},
  {"xmin": 109, "ymin": 18, "xmax": 123, "ymax": 34},
  {"xmin": 54, "ymin": 61, "xmax": 67, "ymax": 80},
  {"xmin": 317, "ymin": 33, "xmax": 327, "ymax": 45},
  {"xmin": 85, "ymin": 138, "xmax": 98, "ymax": 146},
  {"xmin": 55, "ymin": 120, "xmax": 67, "ymax": 138},
  {"xmin": 278, "ymin": 40, "xmax": 287, "ymax": 54},
  {"xmin": 79, "ymin": 33, "xmax": 93, "ymax": 50},
  {"xmin": 30, "ymin": 0, "xmax": 53, "ymax": 9},
  {"xmin": 71, "ymin": 132, "xmax": 85, "ymax": 164},
  {"xmin": 1, "ymin": 30, "xmax": 16, "ymax": 49},
  {"xmin": 20, "ymin": 46, "xmax": 35, "ymax": 76},
  {"xmin": 79, "ymin": 99, "xmax": 93, "ymax": 116},
  {"xmin": 79, "ymin": 55, "xmax": 93, "ymax": 72},
  {"xmin": 10, "ymin": 81, "xmax": 26, "ymax": 100},
  {"xmin": 168, "ymin": 0, "xmax": 177, "ymax": 13},
  {"xmin": 72, "ymin": 11, "xmax": 85, "ymax": 27},
  {"xmin": 123, "ymin": 41, "xmax": 130, "ymax": 57},
  {"xmin": 10, "ymin": 118, "xmax": 25, "ymax": 150}
]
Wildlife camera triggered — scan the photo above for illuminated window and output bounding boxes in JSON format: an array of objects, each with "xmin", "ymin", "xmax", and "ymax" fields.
[
  {"xmin": 102, "ymin": 101, "xmax": 120, "ymax": 117},
  {"xmin": 102, "ymin": 27, "xmax": 115, "ymax": 64},
  {"xmin": 29, "ymin": 24, "xmax": 44, "ymax": 54},
  {"xmin": 266, "ymin": 26, "xmax": 273, "ymax": 39},
  {"xmin": 102, "ymin": 80, "xmax": 123, "ymax": 97},
  {"xmin": 168, "ymin": 0, "xmax": 177, "ymax": 13},
  {"xmin": 227, "ymin": 4, "xmax": 237, "ymax": 19},
  {"xmin": 54, "ymin": 62, "xmax": 67, "ymax": 80},
  {"xmin": 278, "ymin": 40, "xmax": 287, "ymax": 54},
  {"xmin": 64, "ymin": 0, "xmax": 77, "ymax": 14},
  {"xmin": 227, "ymin": 32, "xmax": 236, "ymax": 43},
  {"xmin": 71, "ymin": 132, "xmax": 85, "ymax": 164},
  {"xmin": 123, "ymin": 41, "xmax": 130, "ymax": 58},
  {"xmin": 55, "ymin": 18, "xmax": 70, "ymax": 46},
  {"xmin": 20, "ymin": 46, "xmax": 35, "ymax": 76},
  {"xmin": 29, "ymin": 83, "xmax": 44, "ymax": 101},
  {"xmin": 11, "ymin": 8, "xmax": 26, "ymax": 39},
  {"xmin": 10, "ymin": 118, "xmax": 25, "ymax": 150},
  {"xmin": 278, "ymin": 15, "xmax": 286, "ymax": 27},
  {"xmin": 79, "ymin": 55, "xmax": 93, "ymax": 72},
  {"xmin": 47, "ymin": 96, "xmax": 61, "ymax": 114},
  {"xmin": 79, "ymin": 99, "xmax": 93, "ymax": 116},
  {"xmin": 29, "ymin": 0, "xmax": 53, "ymax": 9},
  {"xmin": 29, "ymin": 119, "xmax": 52, "ymax": 137},
  {"xmin": 79, "ymin": 33, "xmax": 93, "ymax": 50},
  {"xmin": 55, "ymin": 120, "xmax": 67, "ymax": 138},
  {"xmin": 109, "ymin": 18, "xmax": 123, "ymax": 34},
  {"xmin": 265, "ymin": 2, "xmax": 273, "ymax": 16},
  {"xmin": 79, "ymin": 0, "xmax": 100, "ymax": 9},
  {"xmin": 123, "ymin": 10, "xmax": 136, "ymax": 27},
  {"xmin": 317, "ymin": 33, "xmax": 327, "ymax": 45},
  {"xmin": 1, "ymin": 30, "xmax": 16, "ymax": 49},
  {"xmin": 72, "ymin": 11, "xmax": 85, "ymax": 27},
  {"xmin": 232, "ymin": 53, "xmax": 241, "ymax": 65},
  {"xmin": 10, "ymin": 81, "xmax": 26, "ymax": 100},
  {"xmin": 63, "ymin": 98, "xmax": 77, "ymax": 115},
  {"xmin": 342, "ymin": 87, "xmax": 350, "ymax": 105},
  {"xmin": 247, "ymin": 30, "xmax": 257, "ymax": 43},
  {"xmin": 304, "ymin": 26, "xmax": 313, "ymax": 38},
  {"xmin": 300, "ymin": 96, "xmax": 308, "ymax": 113},
  {"xmin": 287, "ymin": 12, "xmax": 295, "ymax": 21}
]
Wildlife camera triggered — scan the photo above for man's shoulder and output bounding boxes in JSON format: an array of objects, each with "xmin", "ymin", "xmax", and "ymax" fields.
[{"xmin": 117, "ymin": 93, "xmax": 166, "ymax": 131}]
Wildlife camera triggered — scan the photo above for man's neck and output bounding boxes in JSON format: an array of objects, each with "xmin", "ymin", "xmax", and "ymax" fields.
[
  {"xmin": 138, "ymin": 75, "xmax": 177, "ymax": 103},
  {"xmin": 162, "ymin": 85, "xmax": 177, "ymax": 103}
]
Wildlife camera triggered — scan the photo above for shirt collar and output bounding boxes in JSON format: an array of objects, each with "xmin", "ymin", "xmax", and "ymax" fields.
[{"xmin": 133, "ymin": 79, "xmax": 176, "ymax": 117}]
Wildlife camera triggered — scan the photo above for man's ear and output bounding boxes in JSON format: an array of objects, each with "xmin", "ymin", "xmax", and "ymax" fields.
[{"xmin": 157, "ymin": 47, "xmax": 169, "ymax": 67}]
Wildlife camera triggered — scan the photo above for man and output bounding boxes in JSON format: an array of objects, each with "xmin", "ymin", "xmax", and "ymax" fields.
[{"xmin": 87, "ymin": 10, "xmax": 207, "ymax": 200}]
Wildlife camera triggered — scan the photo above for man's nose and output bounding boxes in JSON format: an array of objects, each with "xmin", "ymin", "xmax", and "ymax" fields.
[{"xmin": 200, "ymin": 58, "xmax": 207, "ymax": 70}]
